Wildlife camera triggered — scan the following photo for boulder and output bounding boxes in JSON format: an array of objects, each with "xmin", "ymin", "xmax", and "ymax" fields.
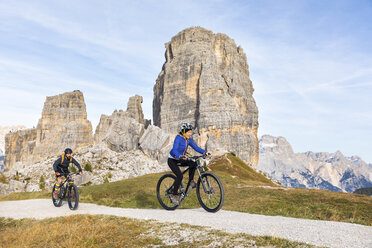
[{"xmin": 139, "ymin": 125, "xmax": 171, "ymax": 163}]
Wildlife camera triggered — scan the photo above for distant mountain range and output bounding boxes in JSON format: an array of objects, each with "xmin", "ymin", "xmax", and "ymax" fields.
[
  {"xmin": 0, "ymin": 149, "xmax": 3, "ymax": 173},
  {"xmin": 257, "ymin": 135, "xmax": 372, "ymax": 193}
]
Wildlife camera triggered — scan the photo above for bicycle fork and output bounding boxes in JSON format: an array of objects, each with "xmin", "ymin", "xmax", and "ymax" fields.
[{"xmin": 197, "ymin": 168, "xmax": 212, "ymax": 194}]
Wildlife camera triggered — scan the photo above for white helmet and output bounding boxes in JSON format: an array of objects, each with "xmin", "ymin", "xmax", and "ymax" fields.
[{"xmin": 179, "ymin": 123, "xmax": 193, "ymax": 133}]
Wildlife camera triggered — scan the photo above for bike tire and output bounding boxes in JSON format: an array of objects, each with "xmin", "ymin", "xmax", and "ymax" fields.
[
  {"xmin": 52, "ymin": 184, "xmax": 63, "ymax": 207},
  {"xmin": 156, "ymin": 174, "xmax": 179, "ymax": 210},
  {"xmin": 67, "ymin": 184, "xmax": 79, "ymax": 210},
  {"xmin": 196, "ymin": 172, "xmax": 224, "ymax": 212}
]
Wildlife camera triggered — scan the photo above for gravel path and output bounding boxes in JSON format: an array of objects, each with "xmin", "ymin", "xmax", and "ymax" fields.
[{"xmin": 1, "ymin": 199, "xmax": 371, "ymax": 248}]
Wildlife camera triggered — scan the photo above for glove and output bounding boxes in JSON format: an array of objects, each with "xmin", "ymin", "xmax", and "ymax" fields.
[
  {"xmin": 179, "ymin": 155, "xmax": 188, "ymax": 160},
  {"xmin": 203, "ymin": 152, "xmax": 211, "ymax": 159},
  {"xmin": 79, "ymin": 170, "xmax": 83, "ymax": 175},
  {"xmin": 55, "ymin": 172, "xmax": 60, "ymax": 176}
]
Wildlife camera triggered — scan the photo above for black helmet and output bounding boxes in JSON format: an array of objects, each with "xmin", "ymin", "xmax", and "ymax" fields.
[
  {"xmin": 179, "ymin": 123, "xmax": 193, "ymax": 133},
  {"xmin": 64, "ymin": 148, "xmax": 73, "ymax": 154}
]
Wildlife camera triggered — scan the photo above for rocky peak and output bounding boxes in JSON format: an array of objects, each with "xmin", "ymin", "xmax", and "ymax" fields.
[
  {"xmin": 94, "ymin": 96, "xmax": 147, "ymax": 152},
  {"xmin": 259, "ymin": 135, "xmax": 294, "ymax": 155},
  {"xmin": 126, "ymin": 95, "xmax": 145, "ymax": 124},
  {"xmin": 153, "ymin": 27, "xmax": 259, "ymax": 165},
  {"xmin": 40, "ymin": 90, "xmax": 88, "ymax": 121},
  {"xmin": 94, "ymin": 95, "xmax": 171, "ymax": 163},
  {"xmin": 94, "ymin": 110, "xmax": 144, "ymax": 152},
  {"xmin": 4, "ymin": 91, "xmax": 93, "ymax": 168}
]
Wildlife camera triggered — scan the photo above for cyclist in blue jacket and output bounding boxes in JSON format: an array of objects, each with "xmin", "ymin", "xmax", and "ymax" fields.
[{"xmin": 168, "ymin": 123, "xmax": 209, "ymax": 204}]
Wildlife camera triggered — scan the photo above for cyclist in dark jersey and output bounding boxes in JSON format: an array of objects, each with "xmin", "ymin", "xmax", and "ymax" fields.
[
  {"xmin": 168, "ymin": 123, "xmax": 209, "ymax": 204},
  {"xmin": 52, "ymin": 148, "xmax": 83, "ymax": 199}
]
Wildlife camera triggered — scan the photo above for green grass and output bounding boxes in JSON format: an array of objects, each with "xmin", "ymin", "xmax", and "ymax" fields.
[
  {"xmin": 1, "ymin": 153, "xmax": 371, "ymax": 226},
  {"xmin": 0, "ymin": 215, "xmax": 314, "ymax": 248}
]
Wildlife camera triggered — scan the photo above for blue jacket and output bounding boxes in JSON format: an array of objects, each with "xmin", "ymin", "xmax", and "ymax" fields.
[{"xmin": 169, "ymin": 134, "xmax": 206, "ymax": 159}]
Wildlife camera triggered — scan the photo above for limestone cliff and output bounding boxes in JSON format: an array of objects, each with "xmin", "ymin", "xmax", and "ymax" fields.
[
  {"xmin": 4, "ymin": 90, "xmax": 93, "ymax": 168},
  {"xmin": 153, "ymin": 27, "xmax": 259, "ymax": 165},
  {"xmin": 4, "ymin": 128, "xmax": 37, "ymax": 169},
  {"xmin": 0, "ymin": 125, "xmax": 26, "ymax": 152}
]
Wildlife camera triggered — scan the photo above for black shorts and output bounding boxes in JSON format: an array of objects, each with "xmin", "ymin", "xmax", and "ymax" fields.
[{"xmin": 55, "ymin": 169, "xmax": 69, "ymax": 178}]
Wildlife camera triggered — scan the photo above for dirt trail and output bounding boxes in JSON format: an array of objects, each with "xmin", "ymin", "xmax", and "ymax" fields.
[{"xmin": 1, "ymin": 199, "xmax": 371, "ymax": 248}]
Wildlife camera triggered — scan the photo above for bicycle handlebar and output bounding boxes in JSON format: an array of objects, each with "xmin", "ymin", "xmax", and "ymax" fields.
[
  {"xmin": 188, "ymin": 154, "xmax": 211, "ymax": 161},
  {"xmin": 59, "ymin": 172, "xmax": 81, "ymax": 177}
]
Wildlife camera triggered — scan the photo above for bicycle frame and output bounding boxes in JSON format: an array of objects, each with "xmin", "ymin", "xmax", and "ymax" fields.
[
  {"xmin": 178, "ymin": 156, "xmax": 209, "ymax": 199},
  {"xmin": 58, "ymin": 173, "xmax": 77, "ymax": 198}
]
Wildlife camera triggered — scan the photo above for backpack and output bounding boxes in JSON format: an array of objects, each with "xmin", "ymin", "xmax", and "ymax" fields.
[{"xmin": 60, "ymin": 153, "xmax": 72, "ymax": 164}]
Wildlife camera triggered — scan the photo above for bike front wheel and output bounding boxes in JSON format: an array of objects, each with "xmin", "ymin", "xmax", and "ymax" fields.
[
  {"xmin": 68, "ymin": 184, "xmax": 79, "ymax": 210},
  {"xmin": 196, "ymin": 172, "xmax": 224, "ymax": 212},
  {"xmin": 52, "ymin": 184, "xmax": 63, "ymax": 207},
  {"xmin": 156, "ymin": 174, "xmax": 179, "ymax": 210}
]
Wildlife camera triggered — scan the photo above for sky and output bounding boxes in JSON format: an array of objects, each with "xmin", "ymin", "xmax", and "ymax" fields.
[{"xmin": 0, "ymin": 0, "xmax": 371, "ymax": 162}]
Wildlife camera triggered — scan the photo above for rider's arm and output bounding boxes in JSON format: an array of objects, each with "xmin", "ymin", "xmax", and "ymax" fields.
[
  {"xmin": 170, "ymin": 136, "xmax": 183, "ymax": 159},
  {"xmin": 188, "ymin": 139, "xmax": 206, "ymax": 154},
  {"xmin": 53, "ymin": 157, "xmax": 62, "ymax": 172},
  {"xmin": 72, "ymin": 157, "xmax": 82, "ymax": 171}
]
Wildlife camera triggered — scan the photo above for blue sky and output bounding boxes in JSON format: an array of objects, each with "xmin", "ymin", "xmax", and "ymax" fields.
[{"xmin": 0, "ymin": 0, "xmax": 371, "ymax": 162}]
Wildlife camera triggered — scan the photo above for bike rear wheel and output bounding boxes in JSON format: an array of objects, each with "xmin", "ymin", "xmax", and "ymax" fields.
[
  {"xmin": 196, "ymin": 172, "xmax": 224, "ymax": 212},
  {"xmin": 156, "ymin": 174, "xmax": 179, "ymax": 210},
  {"xmin": 68, "ymin": 184, "xmax": 79, "ymax": 210},
  {"xmin": 52, "ymin": 184, "xmax": 63, "ymax": 207}
]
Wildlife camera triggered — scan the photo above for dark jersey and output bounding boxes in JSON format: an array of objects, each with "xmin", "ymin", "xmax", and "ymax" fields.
[{"xmin": 53, "ymin": 155, "xmax": 82, "ymax": 173}]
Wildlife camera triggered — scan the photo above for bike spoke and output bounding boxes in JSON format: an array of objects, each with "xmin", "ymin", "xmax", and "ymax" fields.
[
  {"xmin": 157, "ymin": 175, "xmax": 178, "ymax": 209},
  {"xmin": 198, "ymin": 174, "xmax": 222, "ymax": 210}
]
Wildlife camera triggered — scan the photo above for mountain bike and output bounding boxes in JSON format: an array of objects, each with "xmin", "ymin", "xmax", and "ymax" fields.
[
  {"xmin": 52, "ymin": 172, "xmax": 80, "ymax": 210},
  {"xmin": 157, "ymin": 155, "xmax": 224, "ymax": 212}
]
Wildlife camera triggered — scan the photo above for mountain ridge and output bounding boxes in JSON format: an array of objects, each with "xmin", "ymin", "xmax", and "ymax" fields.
[{"xmin": 257, "ymin": 135, "xmax": 372, "ymax": 192}]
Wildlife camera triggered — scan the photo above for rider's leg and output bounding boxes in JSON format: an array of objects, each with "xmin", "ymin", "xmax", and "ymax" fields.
[
  {"xmin": 53, "ymin": 176, "xmax": 63, "ymax": 197},
  {"xmin": 167, "ymin": 158, "xmax": 183, "ymax": 195},
  {"xmin": 187, "ymin": 160, "xmax": 197, "ymax": 182}
]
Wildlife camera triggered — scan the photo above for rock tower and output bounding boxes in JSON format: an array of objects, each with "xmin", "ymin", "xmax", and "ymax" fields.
[
  {"xmin": 4, "ymin": 90, "xmax": 93, "ymax": 168},
  {"xmin": 153, "ymin": 27, "xmax": 259, "ymax": 165}
]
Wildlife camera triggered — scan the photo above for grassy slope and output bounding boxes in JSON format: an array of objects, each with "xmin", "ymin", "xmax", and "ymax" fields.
[
  {"xmin": 0, "ymin": 215, "xmax": 313, "ymax": 248},
  {"xmin": 1, "ymin": 153, "xmax": 371, "ymax": 226}
]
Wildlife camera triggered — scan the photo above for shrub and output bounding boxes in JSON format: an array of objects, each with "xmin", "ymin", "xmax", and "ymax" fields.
[
  {"xmin": 39, "ymin": 175, "xmax": 45, "ymax": 190},
  {"xmin": 0, "ymin": 174, "xmax": 8, "ymax": 184},
  {"xmin": 14, "ymin": 171, "xmax": 20, "ymax": 181},
  {"xmin": 84, "ymin": 162, "xmax": 93, "ymax": 172},
  {"xmin": 108, "ymin": 172, "xmax": 112, "ymax": 179},
  {"xmin": 103, "ymin": 177, "xmax": 109, "ymax": 184}
]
